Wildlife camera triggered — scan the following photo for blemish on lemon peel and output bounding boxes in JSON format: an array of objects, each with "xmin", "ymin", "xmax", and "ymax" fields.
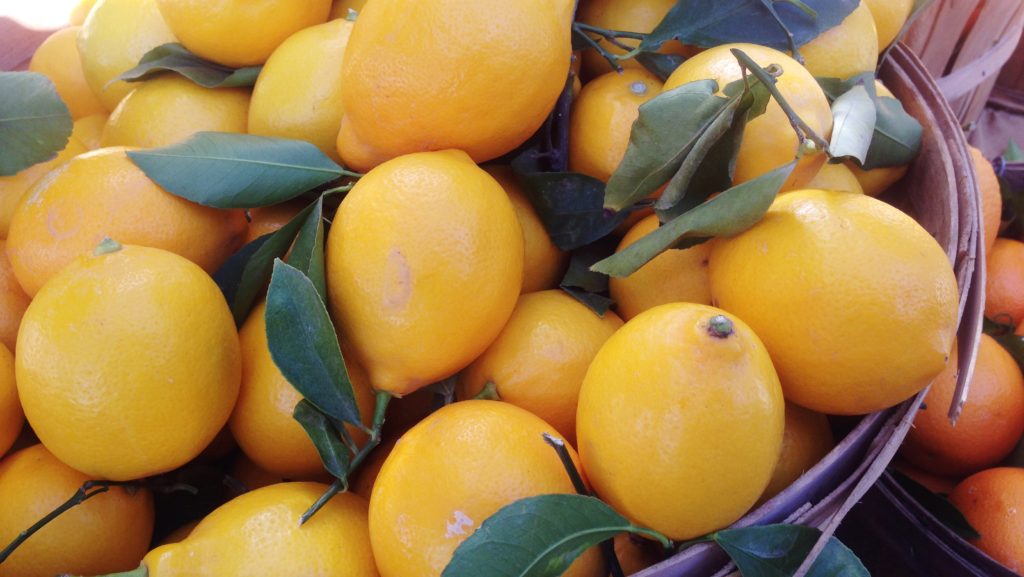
[
  {"xmin": 383, "ymin": 248, "xmax": 412, "ymax": 310},
  {"xmin": 707, "ymin": 315, "xmax": 734, "ymax": 338},
  {"xmin": 444, "ymin": 511, "xmax": 474, "ymax": 538}
]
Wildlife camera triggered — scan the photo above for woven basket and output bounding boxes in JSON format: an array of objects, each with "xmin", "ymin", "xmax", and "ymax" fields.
[
  {"xmin": 902, "ymin": 0, "xmax": 1024, "ymax": 126},
  {"xmin": 635, "ymin": 44, "xmax": 984, "ymax": 577}
]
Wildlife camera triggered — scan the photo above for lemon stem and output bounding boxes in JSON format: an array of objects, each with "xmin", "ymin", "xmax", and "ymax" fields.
[
  {"xmin": 707, "ymin": 315, "xmax": 734, "ymax": 338},
  {"xmin": 731, "ymin": 48, "xmax": 829, "ymax": 153},
  {"xmin": 93, "ymin": 237, "xmax": 122, "ymax": 256},
  {"xmin": 542, "ymin": 433, "xmax": 626, "ymax": 577},
  {"xmin": 472, "ymin": 381, "xmax": 501, "ymax": 401},
  {"xmin": 299, "ymin": 391, "xmax": 391, "ymax": 525},
  {"xmin": 0, "ymin": 480, "xmax": 137, "ymax": 565}
]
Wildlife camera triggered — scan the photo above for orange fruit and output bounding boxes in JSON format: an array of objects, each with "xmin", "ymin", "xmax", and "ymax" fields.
[
  {"xmin": 101, "ymin": 75, "xmax": 250, "ymax": 149},
  {"xmin": 608, "ymin": 214, "xmax": 712, "ymax": 321},
  {"xmin": 350, "ymin": 435, "xmax": 398, "ymax": 499},
  {"xmin": 485, "ymin": 166, "xmax": 568, "ymax": 293},
  {"xmin": 0, "ymin": 241, "xmax": 32, "ymax": 353},
  {"xmin": 369, "ymin": 400, "xmax": 604, "ymax": 577},
  {"xmin": 709, "ymin": 189, "xmax": 959, "ymax": 415},
  {"xmin": 0, "ymin": 343, "xmax": 21, "ymax": 459},
  {"xmin": 0, "ymin": 136, "xmax": 87, "ymax": 237},
  {"xmin": 663, "ymin": 43, "xmax": 833, "ymax": 191},
  {"xmin": 230, "ymin": 300, "xmax": 375, "ymax": 479},
  {"xmin": 28, "ymin": 27, "xmax": 106, "ymax": 120},
  {"xmin": 901, "ymin": 335, "xmax": 1024, "ymax": 477},
  {"xmin": 803, "ymin": 162, "xmax": 864, "ymax": 194},
  {"xmin": 77, "ymin": 0, "xmax": 177, "ymax": 111},
  {"xmin": 143, "ymin": 483, "xmax": 378, "ymax": 576},
  {"xmin": 457, "ymin": 290, "xmax": 623, "ymax": 444},
  {"xmin": 569, "ymin": 68, "xmax": 663, "ymax": 183},
  {"xmin": 576, "ymin": 0, "xmax": 691, "ymax": 78},
  {"xmin": 798, "ymin": 1, "xmax": 878, "ymax": 80},
  {"xmin": 6, "ymin": 147, "xmax": 247, "ymax": 297},
  {"xmin": 758, "ymin": 403, "xmax": 835, "ymax": 504},
  {"xmin": 613, "ymin": 533, "xmax": 664, "ymax": 576},
  {"xmin": 950, "ymin": 468, "xmax": 1024, "ymax": 572},
  {"xmin": 249, "ymin": 18, "xmax": 354, "ymax": 162},
  {"xmin": 326, "ymin": 150, "xmax": 523, "ymax": 397},
  {"xmin": 155, "ymin": 0, "xmax": 332, "ymax": 67},
  {"xmin": 16, "ymin": 244, "xmax": 241, "ymax": 480},
  {"xmin": 971, "ymin": 145, "xmax": 1001, "ymax": 255},
  {"xmin": 863, "ymin": 0, "xmax": 914, "ymax": 51},
  {"xmin": 0, "ymin": 444, "xmax": 154, "ymax": 577},
  {"xmin": 986, "ymin": 238, "xmax": 1024, "ymax": 326},
  {"xmin": 577, "ymin": 303, "xmax": 785, "ymax": 541},
  {"xmin": 336, "ymin": 0, "xmax": 573, "ymax": 171}
]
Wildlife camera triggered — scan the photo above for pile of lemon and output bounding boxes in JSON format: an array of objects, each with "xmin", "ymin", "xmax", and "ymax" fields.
[{"xmin": 0, "ymin": 0, "xmax": 962, "ymax": 576}]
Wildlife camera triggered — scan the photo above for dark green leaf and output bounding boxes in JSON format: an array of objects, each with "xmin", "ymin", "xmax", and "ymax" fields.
[
  {"xmin": 217, "ymin": 201, "xmax": 316, "ymax": 325},
  {"xmin": 828, "ymin": 84, "xmax": 876, "ymax": 164},
  {"xmin": 712, "ymin": 525, "xmax": 868, "ymax": 577},
  {"xmin": 128, "ymin": 132, "xmax": 343, "ymax": 208},
  {"xmin": 890, "ymin": 470, "xmax": 980, "ymax": 539},
  {"xmin": 510, "ymin": 162, "xmax": 628, "ymax": 251},
  {"xmin": 604, "ymin": 79, "xmax": 728, "ymax": 211},
  {"xmin": 635, "ymin": 52, "xmax": 687, "ymax": 81},
  {"xmin": 287, "ymin": 197, "xmax": 326, "ymax": 300},
  {"xmin": 1005, "ymin": 139, "xmax": 1024, "ymax": 162},
  {"xmin": 266, "ymin": 260, "xmax": 362, "ymax": 427},
  {"xmin": 641, "ymin": 0, "xmax": 858, "ymax": 53},
  {"xmin": 0, "ymin": 72, "xmax": 73, "ymax": 176},
  {"xmin": 115, "ymin": 43, "xmax": 261, "ymax": 88},
  {"xmin": 442, "ymin": 494, "xmax": 669, "ymax": 577},
  {"xmin": 593, "ymin": 161, "xmax": 794, "ymax": 277},
  {"xmin": 293, "ymin": 400, "xmax": 351, "ymax": 481},
  {"xmin": 213, "ymin": 233, "xmax": 271, "ymax": 311},
  {"xmin": 560, "ymin": 236, "xmax": 619, "ymax": 316}
]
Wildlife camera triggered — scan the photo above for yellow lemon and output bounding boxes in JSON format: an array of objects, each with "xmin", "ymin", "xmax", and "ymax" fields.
[
  {"xmin": 29, "ymin": 27, "xmax": 106, "ymax": 120},
  {"xmin": 141, "ymin": 483, "xmax": 378, "ymax": 576},
  {"xmin": 798, "ymin": 2, "xmax": 878, "ymax": 80},
  {"xmin": 0, "ymin": 136, "xmax": 87, "ymax": 237},
  {"xmin": 369, "ymin": 400, "xmax": 604, "ymax": 577},
  {"xmin": 708, "ymin": 189, "xmax": 959, "ymax": 415},
  {"xmin": 0, "ymin": 444, "xmax": 154, "ymax": 577},
  {"xmin": 758, "ymin": 403, "xmax": 835, "ymax": 504},
  {"xmin": 249, "ymin": 19, "xmax": 353, "ymax": 162},
  {"xmin": 0, "ymin": 344, "xmax": 20, "ymax": 458},
  {"xmin": 803, "ymin": 162, "xmax": 865, "ymax": 194},
  {"xmin": 458, "ymin": 290, "xmax": 623, "ymax": 444},
  {"xmin": 16, "ymin": 244, "xmax": 241, "ymax": 480},
  {"xmin": 155, "ymin": 0, "xmax": 331, "ymax": 67},
  {"xmin": 336, "ymin": 0, "xmax": 573, "ymax": 171},
  {"xmin": 326, "ymin": 150, "xmax": 523, "ymax": 397},
  {"xmin": 72, "ymin": 113, "xmax": 108, "ymax": 150},
  {"xmin": 863, "ymin": 0, "xmax": 914, "ymax": 51},
  {"xmin": 77, "ymin": 0, "xmax": 177, "ymax": 111},
  {"xmin": 101, "ymin": 75, "xmax": 250, "ymax": 149}
]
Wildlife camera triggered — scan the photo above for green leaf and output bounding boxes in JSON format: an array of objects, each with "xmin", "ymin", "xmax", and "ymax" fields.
[
  {"xmin": 641, "ymin": 0, "xmax": 858, "ymax": 53},
  {"xmin": 817, "ymin": 74, "xmax": 921, "ymax": 169},
  {"xmin": 560, "ymin": 237, "xmax": 618, "ymax": 316},
  {"xmin": 510, "ymin": 162, "xmax": 628, "ymax": 251},
  {"xmin": 827, "ymin": 84, "xmax": 876, "ymax": 164},
  {"xmin": 293, "ymin": 400, "xmax": 351, "ymax": 481},
  {"xmin": 0, "ymin": 72, "xmax": 73, "ymax": 177},
  {"xmin": 604, "ymin": 79, "xmax": 728, "ymax": 211},
  {"xmin": 889, "ymin": 470, "xmax": 980, "ymax": 539},
  {"xmin": 711, "ymin": 525, "xmax": 868, "ymax": 577},
  {"xmin": 115, "ymin": 43, "xmax": 261, "ymax": 88},
  {"xmin": 127, "ymin": 132, "xmax": 343, "ymax": 208},
  {"xmin": 1005, "ymin": 139, "xmax": 1024, "ymax": 162},
  {"xmin": 287, "ymin": 197, "xmax": 326, "ymax": 300},
  {"xmin": 214, "ymin": 201, "xmax": 316, "ymax": 326},
  {"xmin": 266, "ymin": 260, "xmax": 362, "ymax": 428},
  {"xmin": 442, "ymin": 494, "xmax": 669, "ymax": 577},
  {"xmin": 593, "ymin": 161, "xmax": 794, "ymax": 277}
]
